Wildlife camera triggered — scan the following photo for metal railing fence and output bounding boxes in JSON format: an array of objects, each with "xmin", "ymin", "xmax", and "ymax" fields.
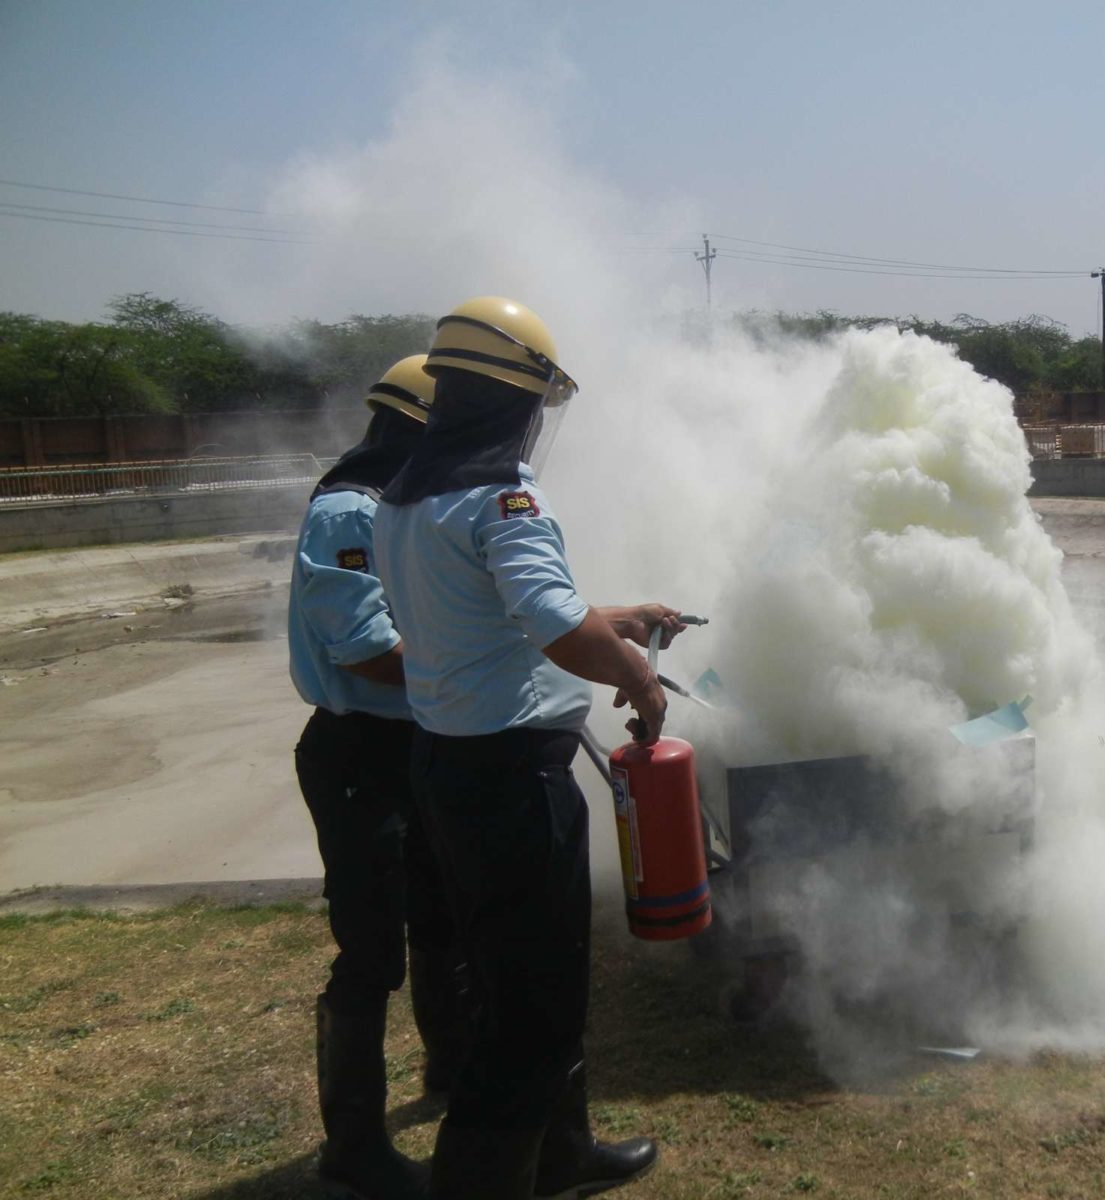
[
  {"xmin": 1022, "ymin": 425, "xmax": 1105, "ymax": 460},
  {"xmin": 0, "ymin": 454, "xmax": 338, "ymax": 503}
]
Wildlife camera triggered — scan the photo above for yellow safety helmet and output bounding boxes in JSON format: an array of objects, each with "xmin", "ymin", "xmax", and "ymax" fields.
[
  {"xmin": 425, "ymin": 296, "xmax": 578, "ymax": 401},
  {"xmin": 365, "ymin": 354, "xmax": 434, "ymax": 423}
]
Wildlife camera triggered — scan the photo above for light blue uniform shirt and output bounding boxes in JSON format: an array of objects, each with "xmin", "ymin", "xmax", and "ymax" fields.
[
  {"xmin": 288, "ymin": 489, "xmax": 412, "ymax": 721},
  {"xmin": 373, "ymin": 465, "xmax": 593, "ymax": 736}
]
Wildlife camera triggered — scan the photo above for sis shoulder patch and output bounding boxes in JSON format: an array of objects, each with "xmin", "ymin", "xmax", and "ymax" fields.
[
  {"xmin": 497, "ymin": 490, "xmax": 541, "ymax": 520},
  {"xmin": 336, "ymin": 547, "xmax": 369, "ymax": 572}
]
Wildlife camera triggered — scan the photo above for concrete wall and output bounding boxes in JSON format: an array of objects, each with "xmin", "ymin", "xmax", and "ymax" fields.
[
  {"xmin": 0, "ymin": 483, "xmax": 312, "ymax": 554},
  {"xmin": 4, "ymin": 460, "xmax": 1102, "ymax": 554},
  {"xmin": 1030, "ymin": 459, "xmax": 1105, "ymax": 498}
]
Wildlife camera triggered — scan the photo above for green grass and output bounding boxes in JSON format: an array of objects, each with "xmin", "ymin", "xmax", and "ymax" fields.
[{"xmin": 3, "ymin": 901, "xmax": 1105, "ymax": 1198}]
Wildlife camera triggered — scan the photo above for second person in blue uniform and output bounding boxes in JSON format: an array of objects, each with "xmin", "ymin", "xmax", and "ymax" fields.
[{"xmin": 289, "ymin": 355, "xmax": 463, "ymax": 1200}]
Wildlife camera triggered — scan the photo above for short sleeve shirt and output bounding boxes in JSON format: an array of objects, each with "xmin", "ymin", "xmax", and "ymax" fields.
[
  {"xmin": 372, "ymin": 466, "xmax": 593, "ymax": 736},
  {"xmin": 287, "ymin": 489, "xmax": 411, "ymax": 720}
]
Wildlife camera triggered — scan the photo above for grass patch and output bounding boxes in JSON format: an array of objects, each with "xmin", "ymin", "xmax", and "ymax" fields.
[
  {"xmin": 3, "ymin": 901, "xmax": 1105, "ymax": 1198},
  {"xmin": 176, "ymin": 1109, "xmax": 284, "ymax": 1165},
  {"xmin": 1, "ymin": 979, "xmax": 74, "ymax": 1013},
  {"xmin": 18, "ymin": 1161, "xmax": 79, "ymax": 1192},
  {"xmin": 721, "ymin": 1092, "xmax": 761, "ymax": 1122},
  {"xmin": 144, "ymin": 997, "xmax": 197, "ymax": 1021}
]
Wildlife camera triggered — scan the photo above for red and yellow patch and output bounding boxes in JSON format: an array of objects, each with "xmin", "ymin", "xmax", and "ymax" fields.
[
  {"xmin": 336, "ymin": 547, "xmax": 368, "ymax": 572},
  {"xmin": 498, "ymin": 490, "xmax": 540, "ymax": 520}
]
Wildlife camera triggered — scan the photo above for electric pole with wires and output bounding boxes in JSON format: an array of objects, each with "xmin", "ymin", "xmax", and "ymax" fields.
[
  {"xmin": 1093, "ymin": 268, "xmax": 1105, "ymax": 386},
  {"xmin": 696, "ymin": 234, "xmax": 717, "ymax": 309}
]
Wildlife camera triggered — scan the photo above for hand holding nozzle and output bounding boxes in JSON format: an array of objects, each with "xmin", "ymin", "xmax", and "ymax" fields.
[{"xmin": 612, "ymin": 603, "xmax": 686, "ymax": 651}]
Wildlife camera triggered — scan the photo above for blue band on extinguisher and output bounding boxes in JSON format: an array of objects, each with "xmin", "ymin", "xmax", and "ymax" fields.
[
  {"xmin": 624, "ymin": 879, "xmax": 710, "ymax": 912},
  {"xmin": 626, "ymin": 901, "xmax": 711, "ymax": 929}
]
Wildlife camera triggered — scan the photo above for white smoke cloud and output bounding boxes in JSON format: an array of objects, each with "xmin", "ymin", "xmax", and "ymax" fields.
[
  {"xmin": 221, "ymin": 38, "xmax": 1105, "ymax": 1073},
  {"xmin": 203, "ymin": 40, "xmax": 680, "ymax": 337}
]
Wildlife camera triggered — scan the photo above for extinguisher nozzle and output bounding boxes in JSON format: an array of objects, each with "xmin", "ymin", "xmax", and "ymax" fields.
[{"xmin": 658, "ymin": 672, "xmax": 717, "ymax": 710}]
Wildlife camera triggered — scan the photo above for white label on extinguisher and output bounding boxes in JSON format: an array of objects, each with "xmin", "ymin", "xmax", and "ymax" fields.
[{"xmin": 611, "ymin": 765, "xmax": 644, "ymax": 898}]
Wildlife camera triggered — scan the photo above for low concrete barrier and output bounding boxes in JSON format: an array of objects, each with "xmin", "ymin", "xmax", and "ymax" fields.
[
  {"xmin": 5, "ymin": 463, "xmax": 1102, "ymax": 552},
  {"xmin": 0, "ymin": 482, "xmax": 312, "ymax": 554},
  {"xmin": 0, "ymin": 534, "xmax": 297, "ymax": 631},
  {"xmin": 1030, "ymin": 459, "xmax": 1105, "ymax": 498}
]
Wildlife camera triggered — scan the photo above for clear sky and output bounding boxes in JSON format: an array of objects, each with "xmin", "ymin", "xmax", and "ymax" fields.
[{"xmin": 1, "ymin": 0, "xmax": 1103, "ymax": 335}]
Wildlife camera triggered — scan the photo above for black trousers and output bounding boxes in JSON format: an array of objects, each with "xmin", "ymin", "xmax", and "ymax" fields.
[
  {"xmin": 295, "ymin": 707, "xmax": 452, "ymax": 1013},
  {"xmin": 411, "ymin": 725, "xmax": 591, "ymax": 1131}
]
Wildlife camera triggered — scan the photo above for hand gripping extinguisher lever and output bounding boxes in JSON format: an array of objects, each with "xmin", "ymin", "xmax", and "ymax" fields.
[
  {"xmin": 579, "ymin": 614, "xmax": 711, "ymax": 767},
  {"xmin": 607, "ymin": 614, "xmax": 713, "ymax": 941}
]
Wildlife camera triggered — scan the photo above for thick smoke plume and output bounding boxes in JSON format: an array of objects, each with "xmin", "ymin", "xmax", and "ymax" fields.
[{"xmin": 213, "ymin": 43, "xmax": 1105, "ymax": 1074}]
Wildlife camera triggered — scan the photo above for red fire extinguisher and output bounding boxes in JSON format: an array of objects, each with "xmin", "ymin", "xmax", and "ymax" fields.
[{"xmin": 582, "ymin": 618, "xmax": 712, "ymax": 942}]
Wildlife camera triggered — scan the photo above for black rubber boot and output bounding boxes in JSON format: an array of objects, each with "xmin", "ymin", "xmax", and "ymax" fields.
[
  {"xmin": 534, "ymin": 1061, "xmax": 657, "ymax": 1199},
  {"xmin": 409, "ymin": 947, "xmax": 472, "ymax": 1094},
  {"xmin": 316, "ymin": 993, "xmax": 430, "ymax": 1200},
  {"xmin": 430, "ymin": 1120, "xmax": 544, "ymax": 1200}
]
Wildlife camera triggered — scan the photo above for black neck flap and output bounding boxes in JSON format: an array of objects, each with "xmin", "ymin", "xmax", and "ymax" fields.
[
  {"xmin": 382, "ymin": 369, "xmax": 542, "ymax": 506},
  {"xmin": 310, "ymin": 405, "xmax": 425, "ymax": 501}
]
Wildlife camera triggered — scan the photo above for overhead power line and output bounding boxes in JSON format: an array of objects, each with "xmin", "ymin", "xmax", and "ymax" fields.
[
  {"xmin": 0, "ymin": 200, "xmax": 309, "ymax": 237},
  {"xmin": 0, "ymin": 209, "xmax": 310, "ymax": 245},
  {"xmin": 708, "ymin": 232, "xmax": 1083, "ymax": 276},
  {"xmin": 0, "ymin": 177, "xmax": 281, "ymax": 217},
  {"xmin": 712, "ymin": 249, "xmax": 1086, "ymax": 281},
  {"xmin": 624, "ymin": 230, "xmax": 1085, "ymax": 277}
]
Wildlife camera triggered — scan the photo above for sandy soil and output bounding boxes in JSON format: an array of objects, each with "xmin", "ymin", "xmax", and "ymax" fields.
[
  {"xmin": 0, "ymin": 588, "xmax": 322, "ymax": 896},
  {"xmin": 3, "ymin": 503, "xmax": 1105, "ymax": 909}
]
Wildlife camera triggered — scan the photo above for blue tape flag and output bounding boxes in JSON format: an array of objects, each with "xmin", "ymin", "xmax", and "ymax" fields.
[
  {"xmin": 949, "ymin": 696, "xmax": 1032, "ymax": 747},
  {"xmin": 692, "ymin": 668, "xmax": 726, "ymax": 703}
]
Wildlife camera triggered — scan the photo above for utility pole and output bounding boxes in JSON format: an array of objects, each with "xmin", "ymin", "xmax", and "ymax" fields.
[
  {"xmin": 696, "ymin": 234, "xmax": 717, "ymax": 309},
  {"xmin": 1094, "ymin": 268, "xmax": 1105, "ymax": 387}
]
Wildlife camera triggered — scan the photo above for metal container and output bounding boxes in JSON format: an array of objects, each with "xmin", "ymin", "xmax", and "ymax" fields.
[{"xmin": 701, "ymin": 738, "xmax": 1036, "ymax": 1020}]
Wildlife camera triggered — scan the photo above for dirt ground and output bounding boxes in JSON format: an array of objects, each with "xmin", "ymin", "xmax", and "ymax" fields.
[
  {"xmin": 0, "ymin": 586, "xmax": 321, "ymax": 897},
  {"xmin": 3, "ymin": 503, "xmax": 1105, "ymax": 906},
  {"xmin": 0, "ymin": 534, "xmax": 622, "ymax": 905}
]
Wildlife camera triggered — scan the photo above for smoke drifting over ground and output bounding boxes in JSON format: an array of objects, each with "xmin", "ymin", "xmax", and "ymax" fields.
[{"xmin": 236, "ymin": 45, "xmax": 1105, "ymax": 1075}]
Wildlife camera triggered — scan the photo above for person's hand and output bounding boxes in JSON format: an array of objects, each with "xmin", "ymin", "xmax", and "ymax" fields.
[
  {"xmin": 613, "ymin": 671, "xmax": 668, "ymax": 745},
  {"xmin": 618, "ymin": 604, "xmax": 686, "ymax": 651}
]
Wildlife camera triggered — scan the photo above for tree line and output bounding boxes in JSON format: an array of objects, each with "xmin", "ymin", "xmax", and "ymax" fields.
[
  {"xmin": 729, "ymin": 309, "xmax": 1102, "ymax": 419},
  {"xmin": 0, "ymin": 294, "xmax": 436, "ymax": 418},
  {"xmin": 1, "ymin": 293, "xmax": 1100, "ymax": 419}
]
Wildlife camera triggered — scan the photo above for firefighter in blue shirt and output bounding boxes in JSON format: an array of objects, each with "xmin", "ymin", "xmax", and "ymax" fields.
[
  {"xmin": 289, "ymin": 355, "xmax": 461, "ymax": 1200},
  {"xmin": 374, "ymin": 297, "xmax": 683, "ymax": 1200}
]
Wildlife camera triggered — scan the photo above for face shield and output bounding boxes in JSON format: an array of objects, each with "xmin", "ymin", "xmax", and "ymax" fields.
[
  {"xmin": 433, "ymin": 311, "xmax": 579, "ymax": 478},
  {"xmin": 522, "ymin": 368, "xmax": 577, "ymax": 478}
]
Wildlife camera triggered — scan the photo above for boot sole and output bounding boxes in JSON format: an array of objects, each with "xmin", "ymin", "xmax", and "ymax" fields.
[{"xmin": 536, "ymin": 1156, "xmax": 657, "ymax": 1200}]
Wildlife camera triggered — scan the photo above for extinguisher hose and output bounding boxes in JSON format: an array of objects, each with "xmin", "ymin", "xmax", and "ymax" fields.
[
  {"xmin": 649, "ymin": 615, "xmax": 714, "ymax": 709},
  {"xmin": 647, "ymin": 623, "xmax": 664, "ymax": 673},
  {"xmin": 579, "ymin": 725, "xmax": 614, "ymax": 785}
]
